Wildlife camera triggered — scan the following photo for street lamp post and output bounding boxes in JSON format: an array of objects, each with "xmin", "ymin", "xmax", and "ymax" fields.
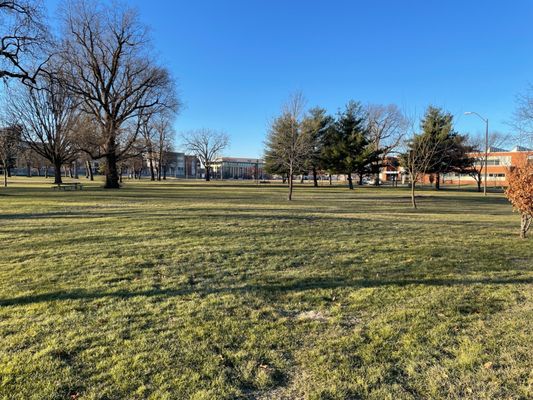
[{"xmin": 464, "ymin": 111, "xmax": 489, "ymax": 196}]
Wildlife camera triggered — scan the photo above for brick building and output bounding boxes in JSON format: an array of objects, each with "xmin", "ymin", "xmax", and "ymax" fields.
[
  {"xmin": 378, "ymin": 146, "xmax": 533, "ymax": 187},
  {"xmin": 440, "ymin": 146, "xmax": 532, "ymax": 186}
]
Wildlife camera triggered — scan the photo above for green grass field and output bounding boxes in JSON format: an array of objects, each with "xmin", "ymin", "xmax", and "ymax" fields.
[{"xmin": 1, "ymin": 178, "xmax": 532, "ymax": 400}]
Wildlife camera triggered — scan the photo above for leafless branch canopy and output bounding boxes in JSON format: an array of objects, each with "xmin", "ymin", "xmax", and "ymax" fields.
[
  {"xmin": 57, "ymin": 0, "xmax": 179, "ymax": 187},
  {"xmin": 59, "ymin": 0, "xmax": 178, "ymax": 160},
  {"xmin": 403, "ymin": 132, "xmax": 446, "ymax": 184},
  {"xmin": 366, "ymin": 104, "xmax": 409, "ymax": 155},
  {"xmin": 0, "ymin": 0, "xmax": 50, "ymax": 84},
  {"xmin": 512, "ymin": 84, "xmax": 533, "ymax": 148},
  {"xmin": 7, "ymin": 74, "xmax": 79, "ymax": 166},
  {"xmin": 181, "ymin": 129, "xmax": 229, "ymax": 179},
  {"xmin": 265, "ymin": 92, "xmax": 310, "ymax": 173}
]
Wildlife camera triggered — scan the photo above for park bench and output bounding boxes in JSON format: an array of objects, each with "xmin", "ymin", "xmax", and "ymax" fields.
[{"xmin": 52, "ymin": 183, "xmax": 83, "ymax": 191}]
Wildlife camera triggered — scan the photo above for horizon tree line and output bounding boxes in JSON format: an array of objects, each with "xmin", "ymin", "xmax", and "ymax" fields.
[
  {"xmin": 1, "ymin": 1, "xmax": 531, "ymax": 195},
  {"xmin": 264, "ymin": 94, "xmax": 409, "ymax": 200},
  {"xmin": 264, "ymin": 94, "xmax": 526, "ymax": 205}
]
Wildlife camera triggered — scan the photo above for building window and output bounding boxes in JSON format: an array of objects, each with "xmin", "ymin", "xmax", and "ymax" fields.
[{"xmin": 474, "ymin": 156, "xmax": 512, "ymax": 167}]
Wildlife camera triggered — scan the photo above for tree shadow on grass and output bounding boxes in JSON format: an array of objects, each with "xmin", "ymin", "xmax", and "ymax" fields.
[
  {"xmin": 1, "ymin": 275, "xmax": 531, "ymax": 307},
  {"xmin": 0, "ymin": 211, "xmax": 94, "ymax": 220}
]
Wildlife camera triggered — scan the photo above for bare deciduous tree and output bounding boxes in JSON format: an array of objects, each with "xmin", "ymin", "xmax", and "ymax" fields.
[
  {"xmin": 154, "ymin": 117, "xmax": 175, "ymax": 181},
  {"xmin": 139, "ymin": 112, "xmax": 176, "ymax": 181},
  {"xmin": 464, "ymin": 131, "xmax": 509, "ymax": 192},
  {"xmin": 59, "ymin": 0, "xmax": 178, "ymax": 188},
  {"xmin": 264, "ymin": 92, "xmax": 311, "ymax": 200},
  {"xmin": 0, "ymin": 124, "xmax": 21, "ymax": 187},
  {"xmin": 401, "ymin": 129, "xmax": 451, "ymax": 209},
  {"xmin": 512, "ymin": 84, "xmax": 533, "ymax": 148},
  {"xmin": 182, "ymin": 129, "xmax": 229, "ymax": 181},
  {"xmin": 366, "ymin": 104, "xmax": 408, "ymax": 185},
  {"xmin": 0, "ymin": 0, "xmax": 49, "ymax": 84},
  {"xmin": 140, "ymin": 115, "xmax": 157, "ymax": 181},
  {"xmin": 18, "ymin": 145, "xmax": 47, "ymax": 176},
  {"xmin": 7, "ymin": 74, "xmax": 79, "ymax": 184}
]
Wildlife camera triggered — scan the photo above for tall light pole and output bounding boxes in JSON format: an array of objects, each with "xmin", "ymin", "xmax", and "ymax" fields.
[{"xmin": 464, "ymin": 111, "xmax": 489, "ymax": 196}]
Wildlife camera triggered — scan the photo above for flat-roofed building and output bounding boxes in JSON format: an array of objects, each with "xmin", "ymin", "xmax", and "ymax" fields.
[
  {"xmin": 139, "ymin": 152, "xmax": 199, "ymax": 178},
  {"xmin": 440, "ymin": 146, "xmax": 532, "ymax": 186},
  {"xmin": 377, "ymin": 145, "xmax": 532, "ymax": 187},
  {"xmin": 211, "ymin": 157, "xmax": 266, "ymax": 179}
]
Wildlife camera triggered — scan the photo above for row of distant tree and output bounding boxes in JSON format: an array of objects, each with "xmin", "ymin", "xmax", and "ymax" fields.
[
  {"xmin": 264, "ymin": 94, "xmax": 532, "ymax": 237},
  {"xmin": 265, "ymin": 94, "xmax": 404, "ymax": 199},
  {"xmin": 0, "ymin": 1, "xmax": 236, "ymax": 188},
  {"xmin": 0, "ymin": 0, "xmax": 183, "ymax": 188},
  {"xmin": 1, "ymin": 2, "xmax": 532, "ymax": 196},
  {"xmin": 263, "ymin": 93, "xmax": 513, "ymax": 205}
]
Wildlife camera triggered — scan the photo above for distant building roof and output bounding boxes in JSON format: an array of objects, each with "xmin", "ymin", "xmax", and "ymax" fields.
[
  {"xmin": 468, "ymin": 146, "xmax": 533, "ymax": 154},
  {"xmin": 511, "ymin": 146, "xmax": 532, "ymax": 152},
  {"xmin": 487, "ymin": 146, "xmax": 508, "ymax": 152},
  {"xmin": 214, "ymin": 157, "xmax": 265, "ymax": 163}
]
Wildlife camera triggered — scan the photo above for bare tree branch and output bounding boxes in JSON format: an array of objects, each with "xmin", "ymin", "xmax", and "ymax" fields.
[{"xmin": 0, "ymin": 1, "xmax": 50, "ymax": 85}]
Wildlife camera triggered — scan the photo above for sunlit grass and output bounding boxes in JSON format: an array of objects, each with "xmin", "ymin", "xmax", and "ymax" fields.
[{"xmin": 1, "ymin": 177, "xmax": 531, "ymax": 399}]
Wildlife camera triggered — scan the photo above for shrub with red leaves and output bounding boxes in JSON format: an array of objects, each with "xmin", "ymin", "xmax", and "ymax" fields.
[{"xmin": 505, "ymin": 159, "xmax": 533, "ymax": 238}]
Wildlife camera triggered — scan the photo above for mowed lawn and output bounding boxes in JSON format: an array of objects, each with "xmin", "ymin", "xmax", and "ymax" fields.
[{"xmin": 0, "ymin": 179, "xmax": 532, "ymax": 400}]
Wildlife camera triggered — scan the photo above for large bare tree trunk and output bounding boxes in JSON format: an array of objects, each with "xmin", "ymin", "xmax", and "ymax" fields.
[
  {"xmin": 149, "ymin": 157, "xmax": 155, "ymax": 181},
  {"xmin": 205, "ymin": 166, "xmax": 211, "ymax": 181},
  {"xmin": 86, "ymin": 160, "xmax": 94, "ymax": 181},
  {"xmin": 157, "ymin": 153, "xmax": 163, "ymax": 181},
  {"xmin": 54, "ymin": 160, "xmax": 63, "ymax": 184},
  {"xmin": 329, "ymin": 174, "xmax": 332, "ymax": 185},
  {"xmin": 312, "ymin": 167, "xmax": 318, "ymax": 187},
  {"xmin": 102, "ymin": 133, "xmax": 120, "ymax": 188},
  {"xmin": 104, "ymin": 152, "xmax": 120, "ymax": 189},
  {"xmin": 3, "ymin": 166, "xmax": 7, "ymax": 187},
  {"xmin": 347, "ymin": 173, "xmax": 354, "ymax": 190},
  {"xmin": 411, "ymin": 181, "xmax": 417, "ymax": 209},
  {"xmin": 435, "ymin": 173, "xmax": 440, "ymax": 190}
]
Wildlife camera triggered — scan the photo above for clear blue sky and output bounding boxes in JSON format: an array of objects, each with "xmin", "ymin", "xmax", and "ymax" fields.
[{"xmin": 45, "ymin": 0, "xmax": 533, "ymax": 157}]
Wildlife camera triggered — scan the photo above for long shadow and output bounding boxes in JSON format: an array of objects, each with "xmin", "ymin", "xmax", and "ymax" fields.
[
  {"xmin": 0, "ymin": 206, "xmax": 511, "ymax": 222},
  {"xmin": 2, "ymin": 275, "xmax": 531, "ymax": 307},
  {"xmin": 0, "ymin": 211, "xmax": 115, "ymax": 220}
]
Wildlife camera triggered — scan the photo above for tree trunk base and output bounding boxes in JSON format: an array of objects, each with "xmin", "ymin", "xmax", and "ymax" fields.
[{"xmin": 520, "ymin": 214, "xmax": 532, "ymax": 239}]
